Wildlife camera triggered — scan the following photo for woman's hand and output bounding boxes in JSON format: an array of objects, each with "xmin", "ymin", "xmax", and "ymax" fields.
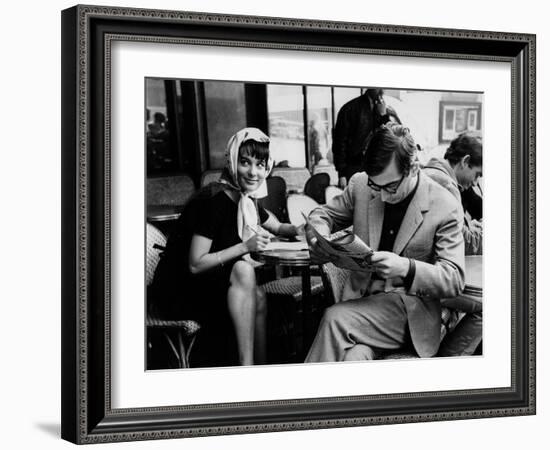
[
  {"xmin": 244, "ymin": 232, "xmax": 271, "ymax": 253},
  {"xmin": 295, "ymin": 224, "xmax": 306, "ymax": 240}
]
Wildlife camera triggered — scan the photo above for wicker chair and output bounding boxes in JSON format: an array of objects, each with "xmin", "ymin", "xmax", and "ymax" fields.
[
  {"xmin": 271, "ymin": 167, "xmax": 311, "ymax": 193},
  {"xmin": 312, "ymin": 164, "xmax": 338, "ymax": 185},
  {"xmin": 304, "ymin": 172, "xmax": 330, "ymax": 204},
  {"xmin": 146, "ymin": 223, "xmax": 200, "ymax": 369},
  {"xmin": 287, "ymin": 194, "xmax": 320, "ymax": 227},
  {"xmin": 262, "ymin": 276, "xmax": 324, "ymax": 302},
  {"xmin": 200, "ymin": 169, "xmax": 222, "ymax": 187},
  {"xmin": 258, "ymin": 176, "xmax": 288, "ymax": 222},
  {"xmin": 147, "ymin": 174, "xmax": 196, "ymax": 207}
]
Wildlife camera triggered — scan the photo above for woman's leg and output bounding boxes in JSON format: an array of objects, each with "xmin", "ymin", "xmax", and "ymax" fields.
[
  {"xmin": 253, "ymin": 287, "xmax": 267, "ymax": 364},
  {"xmin": 227, "ymin": 260, "xmax": 258, "ymax": 365}
]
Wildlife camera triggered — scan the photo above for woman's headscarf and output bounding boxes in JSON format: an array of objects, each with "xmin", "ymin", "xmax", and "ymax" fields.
[{"xmin": 218, "ymin": 127, "xmax": 273, "ymax": 242}]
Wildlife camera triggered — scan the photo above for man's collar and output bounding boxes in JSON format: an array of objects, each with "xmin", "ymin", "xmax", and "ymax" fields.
[
  {"xmin": 425, "ymin": 157, "xmax": 458, "ymax": 184},
  {"xmin": 412, "ymin": 172, "xmax": 431, "ymax": 213},
  {"xmin": 383, "ymin": 173, "xmax": 420, "ymax": 208}
]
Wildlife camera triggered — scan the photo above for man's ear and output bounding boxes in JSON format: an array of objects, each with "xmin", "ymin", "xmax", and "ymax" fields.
[{"xmin": 461, "ymin": 154, "xmax": 471, "ymax": 167}]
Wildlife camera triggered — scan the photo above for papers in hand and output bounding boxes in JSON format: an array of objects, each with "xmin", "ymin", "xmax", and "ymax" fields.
[{"xmin": 305, "ymin": 217, "xmax": 374, "ymax": 271}]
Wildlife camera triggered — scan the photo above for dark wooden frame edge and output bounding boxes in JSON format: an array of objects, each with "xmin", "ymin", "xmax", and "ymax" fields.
[{"xmin": 61, "ymin": 4, "xmax": 536, "ymax": 444}]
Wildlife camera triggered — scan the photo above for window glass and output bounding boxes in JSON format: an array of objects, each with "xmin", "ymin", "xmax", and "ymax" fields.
[
  {"xmin": 306, "ymin": 86, "xmax": 333, "ymax": 167},
  {"xmin": 204, "ymin": 81, "xmax": 247, "ymax": 169},
  {"xmin": 267, "ymin": 85, "xmax": 306, "ymax": 168},
  {"xmin": 146, "ymin": 79, "xmax": 175, "ymax": 174}
]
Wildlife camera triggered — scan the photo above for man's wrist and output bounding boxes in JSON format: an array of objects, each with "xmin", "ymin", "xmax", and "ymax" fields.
[
  {"xmin": 403, "ymin": 257, "xmax": 416, "ymax": 290},
  {"xmin": 400, "ymin": 257, "xmax": 410, "ymax": 277}
]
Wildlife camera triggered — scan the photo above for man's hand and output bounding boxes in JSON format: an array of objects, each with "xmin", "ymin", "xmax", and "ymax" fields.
[
  {"xmin": 470, "ymin": 219, "xmax": 483, "ymax": 233},
  {"xmin": 374, "ymin": 96, "xmax": 387, "ymax": 116},
  {"xmin": 305, "ymin": 224, "xmax": 333, "ymax": 265},
  {"xmin": 369, "ymin": 251, "xmax": 409, "ymax": 279},
  {"xmin": 338, "ymin": 176, "xmax": 347, "ymax": 189}
]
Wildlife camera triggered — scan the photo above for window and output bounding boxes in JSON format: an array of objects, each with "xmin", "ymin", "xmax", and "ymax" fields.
[
  {"xmin": 266, "ymin": 84, "xmax": 306, "ymax": 168},
  {"xmin": 204, "ymin": 81, "xmax": 247, "ymax": 169},
  {"xmin": 306, "ymin": 86, "xmax": 333, "ymax": 167},
  {"xmin": 439, "ymin": 101, "xmax": 482, "ymax": 142},
  {"xmin": 146, "ymin": 79, "xmax": 174, "ymax": 174}
]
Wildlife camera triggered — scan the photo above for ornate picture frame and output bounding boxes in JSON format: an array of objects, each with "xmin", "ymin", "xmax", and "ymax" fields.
[{"xmin": 61, "ymin": 5, "xmax": 535, "ymax": 444}]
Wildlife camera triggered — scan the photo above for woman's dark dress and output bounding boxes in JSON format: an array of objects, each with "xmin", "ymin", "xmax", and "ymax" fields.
[{"xmin": 150, "ymin": 189, "xmax": 268, "ymax": 367}]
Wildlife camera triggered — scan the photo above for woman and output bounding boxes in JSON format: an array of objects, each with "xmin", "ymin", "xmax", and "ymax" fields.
[{"xmin": 151, "ymin": 128, "xmax": 299, "ymax": 367}]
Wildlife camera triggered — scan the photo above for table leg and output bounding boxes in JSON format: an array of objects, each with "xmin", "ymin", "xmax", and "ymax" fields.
[{"xmin": 301, "ymin": 265, "xmax": 312, "ymax": 358}]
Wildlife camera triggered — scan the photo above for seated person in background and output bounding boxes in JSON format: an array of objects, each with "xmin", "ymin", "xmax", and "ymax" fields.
[
  {"xmin": 423, "ymin": 132, "xmax": 484, "ymax": 356},
  {"xmin": 461, "ymin": 184, "xmax": 483, "ymax": 221},
  {"xmin": 151, "ymin": 128, "xmax": 299, "ymax": 367},
  {"xmin": 423, "ymin": 132, "xmax": 483, "ymax": 255},
  {"xmin": 305, "ymin": 123, "xmax": 465, "ymax": 362}
]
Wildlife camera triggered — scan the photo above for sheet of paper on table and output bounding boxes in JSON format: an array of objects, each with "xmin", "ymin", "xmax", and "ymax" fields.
[{"xmin": 264, "ymin": 241, "xmax": 309, "ymax": 252}]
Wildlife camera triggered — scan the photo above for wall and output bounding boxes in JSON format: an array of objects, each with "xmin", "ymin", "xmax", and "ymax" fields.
[{"xmin": 0, "ymin": 0, "xmax": 546, "ymax": 449}]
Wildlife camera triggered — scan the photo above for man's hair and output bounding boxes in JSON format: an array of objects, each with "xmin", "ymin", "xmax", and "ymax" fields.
[
  {"xmin": 153, "ymin": 112, "xmax": 166, "ymax": 123},
  {"xmin": 444, "ymin": 132, "xmax": 482, "ymax": 167},
  {"xmin": 239, "ymin": 139, "xmax": 270, "ymax": 164},
  {"xmin": 364, "ymin": 123, "xmax": 417, "ymax": 176},
  {"xmin": 366, "ymin": 88, "xmax": 384, "ymax": 100}
]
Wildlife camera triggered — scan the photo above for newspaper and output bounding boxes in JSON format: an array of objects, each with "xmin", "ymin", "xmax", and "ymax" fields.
[{"xmin": 304, "ymin": 216, "xmax": 374, "ymax": 271}]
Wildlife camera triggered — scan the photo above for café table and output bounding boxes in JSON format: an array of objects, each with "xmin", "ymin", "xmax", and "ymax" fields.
[
  {"xmin": 465, "ymin": 255, "xmax": 482, "ymax": 289},
  {"xmin": 147, "ymin": 204, "xmax": 185, "ymax": 223},
  {"xmin": 441, "ymin": 255, "xmax": 483, "ymax": 313},
  {"xmin": 253, "ymin": 243, "xmax": 318, "ymax": 358},
  {"xmin": 147, "ymin": 204, "xmax": 186, "ymax": 236}
]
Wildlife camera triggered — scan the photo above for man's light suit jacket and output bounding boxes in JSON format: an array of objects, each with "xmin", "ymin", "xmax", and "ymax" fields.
[{"xmin": 309, "ymin": 172, "xmax": 465, "ymax": 357}]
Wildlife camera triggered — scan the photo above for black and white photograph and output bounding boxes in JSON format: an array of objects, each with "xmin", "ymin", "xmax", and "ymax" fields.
[
  {"xmin": 145, "ymin": 79, "xmax": 484, "ymax": 370},
  {"xmin": 57, "ymin": 3, "xmax": 537, "ymax": 444}
]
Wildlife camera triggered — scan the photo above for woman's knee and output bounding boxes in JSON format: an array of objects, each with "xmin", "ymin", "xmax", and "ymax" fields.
[{"xmin": 230, "ymin": 260, "xmax": 256, "ymax": 289}]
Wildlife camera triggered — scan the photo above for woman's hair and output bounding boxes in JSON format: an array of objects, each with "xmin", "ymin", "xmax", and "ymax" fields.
[
  {"xmin": 364, "ymin": 123, "xmax": 417, "ymax": 176},
  {"xmin": 239, "ymin": 139, "xmax": 270, "ymax": 164},
  {"xmin": 444, "ymin": 132, "xmax": 482, "ymax": 167}
]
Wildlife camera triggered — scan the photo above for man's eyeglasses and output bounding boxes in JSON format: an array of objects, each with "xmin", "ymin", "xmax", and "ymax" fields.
[{"xmin": 367, "ymin": 174, "xmax": 405, "ymax": 194}]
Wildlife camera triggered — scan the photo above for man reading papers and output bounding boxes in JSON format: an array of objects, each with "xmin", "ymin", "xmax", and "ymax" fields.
[{"xmin": 305, "ymin": 123, "xmax": 465, "ymax": 362}]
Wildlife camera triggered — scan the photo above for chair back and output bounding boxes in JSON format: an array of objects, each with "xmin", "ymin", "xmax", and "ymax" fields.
[
  {"xmin": 147, "ymin": 174, "xmax": 196, "ymax": 207},
  {"xmin": 325, "ymin": 186, "xmax": 344, "ymax": 204},
  {"xmin": 258, "ymin": 176, "xmax": 288, "ymax": 222},
  {"xmin": 271, "ymin": 167, "xmax": 311, "ymax": 193},
  {"xmin": 200, "ymin": 169, "xmax": 223, "ymax": 187},
  {"xmin": 146, "ymin": 223, "xmax": 167, "ymax": 286},
  {"xmin": 320, "ymin": 263, "xmax": 351, "ymax": 304},
  {"xmin": 286, "ymin": 193, "xmax": 319, "ymax": 226},
  {"xmin": 304, "ymin": 172, "xmax": 330, "ymax": 203},
  {"xmin": 312, "ymin": 164, "xmax": 339, "ymax": 185}
]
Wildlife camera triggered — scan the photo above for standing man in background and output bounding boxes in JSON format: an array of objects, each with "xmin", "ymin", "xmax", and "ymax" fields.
[{"xmin": 332, "ymin": 88, "xmax": 401, "ymax": 188}]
